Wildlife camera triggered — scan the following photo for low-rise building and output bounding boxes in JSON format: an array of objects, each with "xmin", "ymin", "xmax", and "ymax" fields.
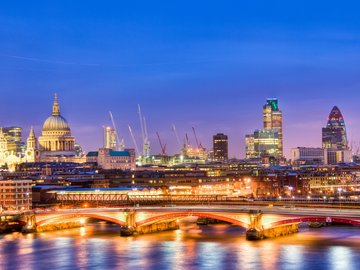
[
  {"xmin": 86, "ymin": 148, "xmax": 136, "ymax": 170},
  {"xmin": 0, "ymin": 179, "xmax": 32, "ymax": 211}
]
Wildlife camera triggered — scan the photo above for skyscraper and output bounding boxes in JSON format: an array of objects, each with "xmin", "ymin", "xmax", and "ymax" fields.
[
  {"xmin": 213, "ymin": 133, "xmax": 228, "ymax": 161},
  {"xmin": 103, "ymin": 126, "xmax": 117, "ymax": 150},
  {"xmin": 263, "ymin": 98, "xmax": 283, "ymax": 157},
  {"xmin": 322, "ymin": 106, "xmax": 348, "ymax": 150}
]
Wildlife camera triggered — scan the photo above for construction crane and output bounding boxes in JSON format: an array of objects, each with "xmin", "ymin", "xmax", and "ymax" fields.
[
  {"xmin": 172, "ymin": 124, "xmax": 181, "ymax": 150},
  {"xmin": 185, "ymin": 133, "xmax": 190, "ymax": 147},
  {"xmin": 137, "ymin": 104, "xmax": 150, "ymax": 156},
  {"xmin": 192, "ymin": 126, "xmax": 203, "ymax": 149},
  {"xmin": 156, "ymin": 132, "xmax": 167, "ymax": 156},
  {"xmin": 128, "ymin": 125, "xmax": 140, "ymax": 157},
  {"xmin": 109, "ymin": 111, "xmax": 124, "ymax": 151},
  {"xmin": 137, "ymin": 105, "xmax": 145, "ymax": 145}
]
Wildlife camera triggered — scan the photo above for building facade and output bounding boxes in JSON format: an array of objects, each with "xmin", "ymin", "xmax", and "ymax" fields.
[
  {"xmin": 36, "ymin": 94, "xmax": 84, "ymax": 163},
  {"xmin": 322, "ymin": 106, "xmax": 348, "ymax": 150},
  {"xmin": 0, "ymin": 179, "xmax": 32, "ymax": 211},
  {"xmin": 291, "ymin": 147, "xmax": 327, "ymax": 165},
  {"xmin": 86, "ymin": 148, "xmax": 136, "ymax": 170},
  {"xmin": 245, "ymin": 98, "xmax": 283, "ymax": 160},
  {"xmin": 263, "ymin": 98, "xmax": 283, "ymax": 157},
  {"xmin": 213, "ymin": 133, "xmax": 228, "ymax": 161},
  {"xmin": 246, "ymin": 129, "xmax": 279, "ymax": 159},
  {"xmin": 103, "ymin": 126, "xmax": 117, "ymax": 150}
]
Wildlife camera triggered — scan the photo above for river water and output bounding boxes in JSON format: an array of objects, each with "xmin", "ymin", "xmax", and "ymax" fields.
[{"xmin": 1, "ymin": 223, "xmax": 360, "ymax": 270}]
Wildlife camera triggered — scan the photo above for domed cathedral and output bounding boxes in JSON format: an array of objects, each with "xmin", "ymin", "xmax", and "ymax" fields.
[{"xmin": 37, "ymin": 94, "xmax": 80, "ymax": 162}]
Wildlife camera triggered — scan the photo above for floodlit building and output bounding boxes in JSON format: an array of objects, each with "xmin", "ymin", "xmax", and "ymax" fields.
[
  {"xmin": 263, "ymin": 98, "xmax": 283, "ymax": 157},
  {"xmin": 86, "ymin": 148, "xmax": 136, "ymax": 170},
  {"xmin": 103, "ymin": 126, "xmax": 117, "ymax": 150},
  {"xmin": 291, "ymin": 147, "xmax": 327, "ymax": 165},
  {"xmin": 322, "ymin": 106, "xmax": 348, "ymax": 150},
  {"xmin": 246, "ymin": 130, "xmax": 279, "ymax": 159},
  {"xmin": 245, "ymin": 98, "xmax": 283, "ymax": 161},
  {"xmin": 0, "ymin": 179, "xmax": 32, "ymax": 211},
  {"xmin": 37, "ymin": 94, "xmax": 84, "ymax": 163},
  {"xmin": 321, "ymin": 106, "xmax": 352, "ymax": 164}
]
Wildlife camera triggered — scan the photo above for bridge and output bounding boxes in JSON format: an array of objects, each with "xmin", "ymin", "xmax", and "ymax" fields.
[{"xmin": 29, "ymin": 206, "xmax": 360, "ymax": 240}]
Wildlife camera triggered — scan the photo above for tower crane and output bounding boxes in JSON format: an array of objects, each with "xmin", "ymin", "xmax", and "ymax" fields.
[
  {"xmin": 138, "ymin": 104, "xmax": 151, "ymax": 156},
  {"xmin": 128, "ymin": 125, "xmax": 140, "ymax": 157},
  {"xmin": 156, "ymin": 132, "xmax": 167, "ymax": 156},
  {"xmin": 172, "ymin": 124, "xmax": 182, "ymax": 151},
  {"xmin": 109, "ymin": 111, "xmax": 124, "ymax": 150}
]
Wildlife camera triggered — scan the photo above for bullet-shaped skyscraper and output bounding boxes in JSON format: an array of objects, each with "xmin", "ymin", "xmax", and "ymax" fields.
[
  {"xmin": 322, "ymin": 106, "xmax": 348, "ymax": 150},
  {"xmin": 213, "ymin": 133, "xmax": 228, "ymax": 161},
  {"xmin": 263, "ymin": 98, "xmax": 283, "ymax": 157}
]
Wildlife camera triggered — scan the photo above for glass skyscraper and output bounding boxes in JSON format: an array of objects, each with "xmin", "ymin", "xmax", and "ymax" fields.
[{"xmin": 322, "ymin": 106, "xmax": 348, "ymax": 150}]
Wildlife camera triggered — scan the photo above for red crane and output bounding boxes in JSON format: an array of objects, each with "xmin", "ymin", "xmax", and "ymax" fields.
[{"xmin": 156, "ymin": 132, "xmax": 167, "ymax": 156}]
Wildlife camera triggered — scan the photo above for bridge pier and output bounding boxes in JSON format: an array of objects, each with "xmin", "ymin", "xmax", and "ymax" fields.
[
  {"xmin": 135, "ymin": 220, "xmax": 179, "ymax": 235},
  {"xmin": 245, "ymin": 210, "xmax": 299, "ymax": 240},
  {"xmin": 19, "ymin": 213, "xmax": 37, "ymax": 233},
  {"xmin": 119, "ymin": 209, "xmax": 180, "ymax": 236}
]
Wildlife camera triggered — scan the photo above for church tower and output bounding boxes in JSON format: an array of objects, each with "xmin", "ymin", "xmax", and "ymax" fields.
[{"xmin": 25, "ymin": 126, "xmax": 38, "ymax": 162}]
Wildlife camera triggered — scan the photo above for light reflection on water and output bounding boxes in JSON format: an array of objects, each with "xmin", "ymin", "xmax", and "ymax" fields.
[{"xmin": 1, "ymin": 224, "xmax": 360, "ymax": 270}]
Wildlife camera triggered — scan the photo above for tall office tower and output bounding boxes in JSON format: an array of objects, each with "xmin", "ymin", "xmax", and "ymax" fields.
[
  {"xmin": 245, "ymin": 130, "xmax": 279, "ymax": 159},
  {"xmin": 322, "ymin": 106, "xmax": 348, "ymax": 150},
  {"xmin": 213, "ymin": 133, "xmax": 228, "ymax": 161},
  {"xmin": 1, "ymin": 126, "xmax": 23, "ymax": 155},
  {"xmin": 103, "ymin": 126, "xmax": 117, "ymax": 150},
  {"xmin": 263, "ymin": 98, "xmax": 283, "ymax": 157},
  {"xmin": 245, "ymin": 134, "xmax": 255, "ymax": 159}
]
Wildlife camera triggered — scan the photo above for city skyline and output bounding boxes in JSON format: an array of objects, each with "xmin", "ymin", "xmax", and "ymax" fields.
[
  {"xmin": 0, "ymin": 93, "xmax": 356, "ymax": 159},
  {"xmin": 1, "ymin": 1, "xmax": 360, "ymax": 158}
]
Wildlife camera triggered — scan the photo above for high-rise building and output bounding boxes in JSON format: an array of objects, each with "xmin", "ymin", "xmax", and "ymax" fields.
[
  {"xmin": 0, "ymin": 127, "xmax": 23, "ymax": 155},
  {"xmin": 103, "ymin": 126, "xmax": 117, "ymax": 150},
  {"xmin": 245, "ymin": 130, "xmax": 279, "ymax": 159},
  {"xmin": 213, "ymin": 133, "xmax": 228, "ymax": 161},
  {"xmin": 322, "ymin": 106, "xmax": 348, "ymax": 150},
  {"xmin": 245, "ymin": 98, "xmax": 282, "ymax": 160},
  {"xmin": 254, "ymin": 129, "xmax": 279, "ymax": 157},
  {"xmin": 263, "ymin": 98, "xmax": 283, "ymax": 157},
  {"xmin": 245, "ymin": 134, "xmax": 255, "ymax": 159}
]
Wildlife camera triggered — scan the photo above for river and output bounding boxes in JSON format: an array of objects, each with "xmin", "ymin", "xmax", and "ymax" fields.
[{"xmin": 1, "ymin": 223, "xmax": 360, "ymax": 270}]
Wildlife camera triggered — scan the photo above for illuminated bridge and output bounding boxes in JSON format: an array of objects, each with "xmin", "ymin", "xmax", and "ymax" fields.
[{"xmin": 30, "ymin": 206, "xmax": 360, "ymax": 240}]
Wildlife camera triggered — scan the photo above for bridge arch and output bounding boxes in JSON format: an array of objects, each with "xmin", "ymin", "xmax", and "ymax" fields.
[
  {"xmin": 136, "ymin": 212, "xmax": 249, "ymax": 228},
  {"xmin": 36, "ymin": 213, "xmax": 126, "ymax": 227},
  {"xmin": 268, "ymin": 216, "xmax": 360, "ymax": 229}
]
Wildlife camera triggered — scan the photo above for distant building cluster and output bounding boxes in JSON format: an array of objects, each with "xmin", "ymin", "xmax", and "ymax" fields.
[
  {"xmin": 245, "ymin": 98, "xmax": 284, "ymax": 165},
  {"xmin": 0, "ymin": 95, "xmax": 356, "ymax": 172},
  {"xmin": 291, "ymin": 106, "xmax": 352, "ymax": 165},
  {"xmin": 0, "ymin": 94, "xmax": 86, "ymax": 170}
]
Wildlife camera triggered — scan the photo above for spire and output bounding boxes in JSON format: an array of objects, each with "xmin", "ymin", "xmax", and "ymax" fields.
[
  {"xmin": 52, "ymin": 93, "xmax": 61, "ymax": 116},
  {"xmin": 29, "ymin": 126, "xmax": 36, "ymax": 138}
]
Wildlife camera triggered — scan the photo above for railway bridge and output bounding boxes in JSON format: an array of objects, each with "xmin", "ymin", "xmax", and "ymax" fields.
[{"xmin": 30, "ymin": 206, "xmax": 360, "ymax": 240}]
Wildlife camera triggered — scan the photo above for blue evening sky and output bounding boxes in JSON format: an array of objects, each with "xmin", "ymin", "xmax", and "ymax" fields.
[{"xmin": 0, "ymin": 1, "xmax": 360, "ymax": 158}]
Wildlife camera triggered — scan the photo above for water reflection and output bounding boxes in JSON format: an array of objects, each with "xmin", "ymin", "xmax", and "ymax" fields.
[{"xmin": 1, "ymin": 224, "xmax": 360, "ymax": 270}]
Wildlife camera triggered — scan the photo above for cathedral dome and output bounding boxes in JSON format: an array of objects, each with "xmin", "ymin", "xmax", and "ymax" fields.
[
  {"xmin": 43, "ymin": 115, "xmax": 70, "ymax": 131},
  {"xmin": 42, "ymin": 94, "xmax": 71, "ymax": 133}
]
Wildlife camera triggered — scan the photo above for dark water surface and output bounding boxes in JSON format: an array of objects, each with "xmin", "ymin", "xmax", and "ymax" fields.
[{"xmin": 1, "ymin": 223, "xmax": 360, "ymax": 270}]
